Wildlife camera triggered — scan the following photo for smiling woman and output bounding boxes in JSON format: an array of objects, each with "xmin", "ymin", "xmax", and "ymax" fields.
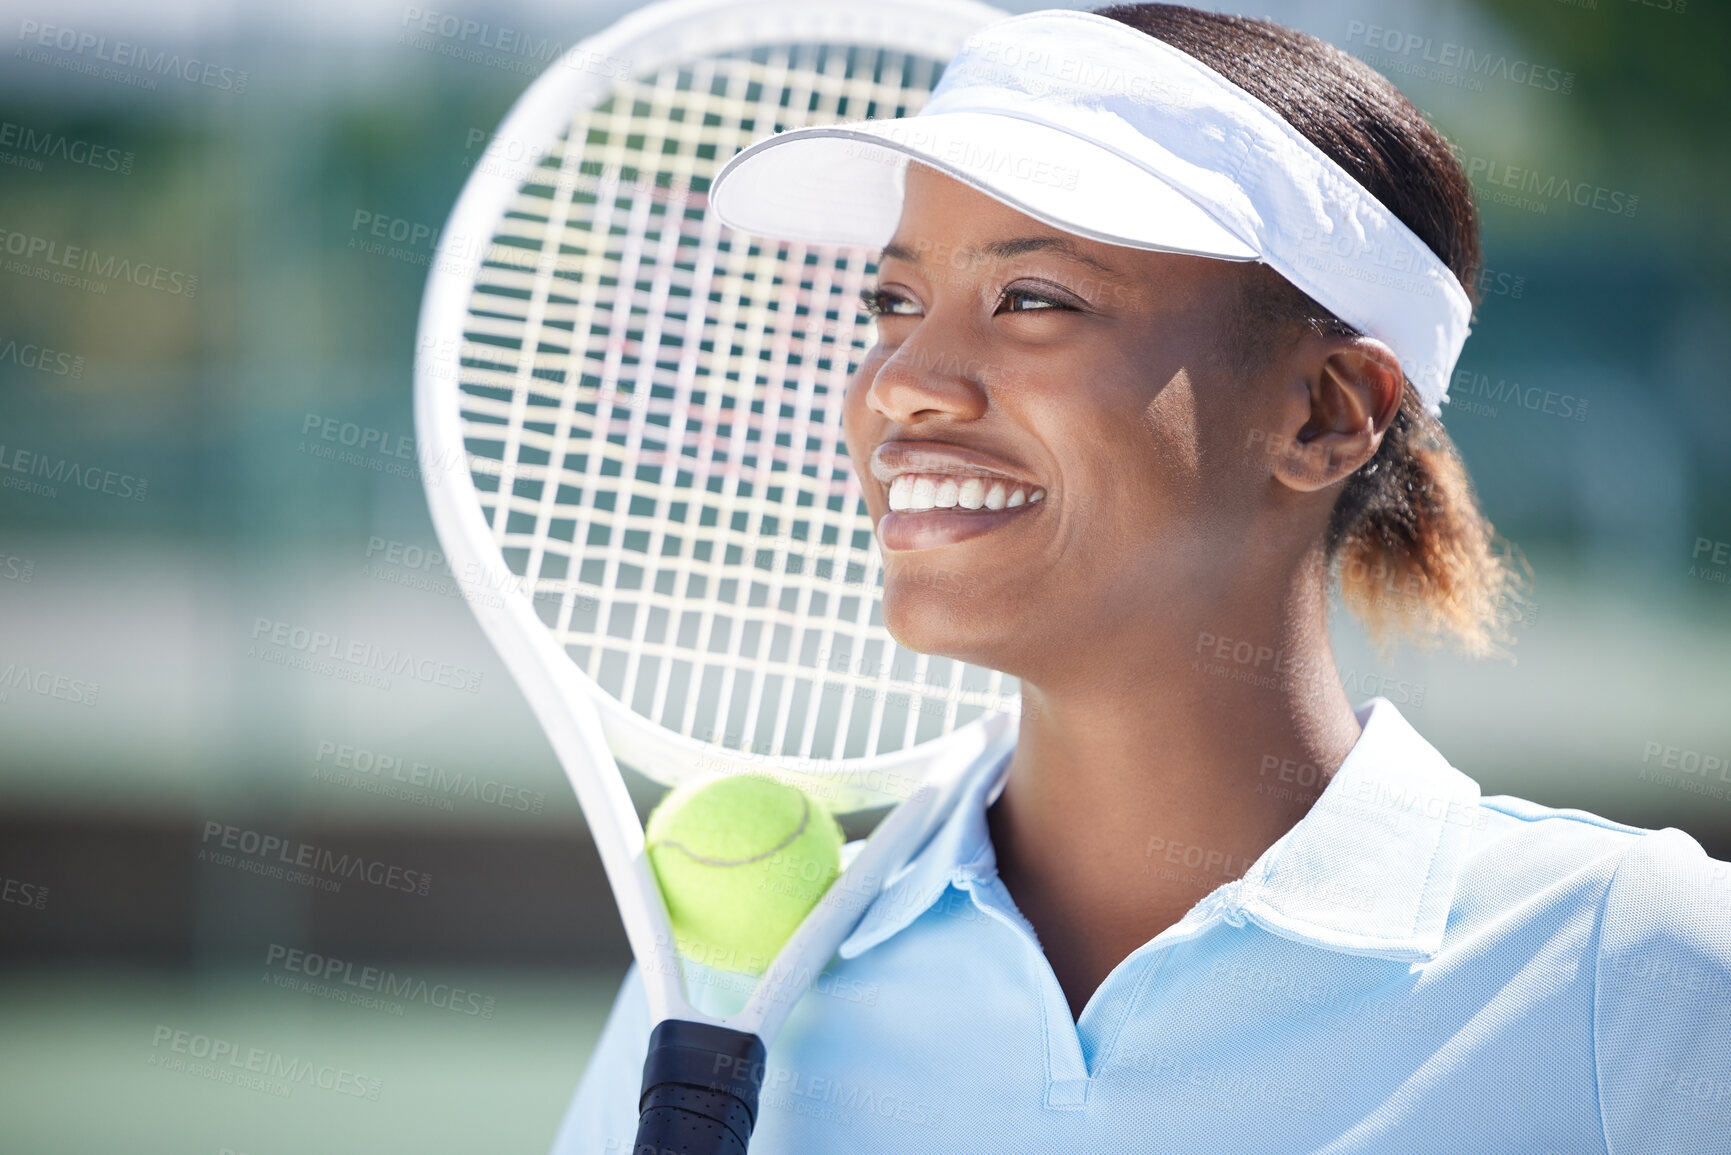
[{"xmin": 554, "ymin": 5, "xmax": 1731, "ymax": 1154}]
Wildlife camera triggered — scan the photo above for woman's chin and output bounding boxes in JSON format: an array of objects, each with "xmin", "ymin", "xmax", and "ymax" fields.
[{"xmin": 882, "ymin": 588, "xmax": 995, "ymax": 662}]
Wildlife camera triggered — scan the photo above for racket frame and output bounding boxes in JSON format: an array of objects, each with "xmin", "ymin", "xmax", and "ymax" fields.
[{"xmin": 413, "ymin": 0, "xmax": 1012, "ymax": 1040}]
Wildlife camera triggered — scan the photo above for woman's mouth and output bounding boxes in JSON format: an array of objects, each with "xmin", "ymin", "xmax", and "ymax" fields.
[
  {"xmin": 887, "ymin": 474, "xmax": 1045, "ymax": 513},
  {"xmin": 877, "ymin": 472, "xmax": 1046, "ymax": 552}
]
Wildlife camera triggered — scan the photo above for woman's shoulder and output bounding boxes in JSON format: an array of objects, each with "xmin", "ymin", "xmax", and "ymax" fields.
[
  {"xmin": 1451, "ymin": 795, "xmax": 1731, "ymax": 1149},
  {"xmin": 1474, "ymin": 801, "xmax": 1731, "ymax": 1148},
  {"xmin": 1471, "ymin": 789, "xmax": 1721, "ymax": 867},
  {"xmin": 1462, "ymin": 792, "xmax": 1730, "ymax": 976}
]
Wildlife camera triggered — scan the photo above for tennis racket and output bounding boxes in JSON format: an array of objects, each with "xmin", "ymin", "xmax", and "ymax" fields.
[{"xmin": 411, "ymin": 0, "xmax": 1014, "ymax": 1151}]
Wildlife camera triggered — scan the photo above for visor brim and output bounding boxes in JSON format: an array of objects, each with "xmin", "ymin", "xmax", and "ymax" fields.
[{"xmin": 711, "ymin": 110, "xmax": 1261, "ymax": 261}]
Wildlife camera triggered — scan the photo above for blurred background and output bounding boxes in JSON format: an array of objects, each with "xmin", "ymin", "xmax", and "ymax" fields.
[{"xmin": 1, "ymin": 0, "xmax": 1727, "ymax": 1150}]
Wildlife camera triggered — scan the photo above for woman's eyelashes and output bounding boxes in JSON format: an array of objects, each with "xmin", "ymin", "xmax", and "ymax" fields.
[
  {"xmin": 859, "ymin": 282, "xmax": 1082, "ymax": 319},
  {"xmin": 859, "ymin": 287, "xmax": 919, "ymax": 318},
  {"xmin": 996, "ymin": 285, "xmax": 1078, "ymax": 314}
]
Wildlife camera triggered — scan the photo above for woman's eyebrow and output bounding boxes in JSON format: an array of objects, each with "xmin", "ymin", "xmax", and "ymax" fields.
[
  {"xmin": 880, "ymin": 235, "xmax": 1116, "ymax": 275},
  {"xmin": 979, "ymin": 236, "xmax": 1115, "ymax": 273}
]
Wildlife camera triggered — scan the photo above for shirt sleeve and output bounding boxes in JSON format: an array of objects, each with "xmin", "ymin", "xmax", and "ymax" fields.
[
  {"xmin": 1594, "ymin": 827, "xmax": 1731, "ymax": 1154},
  {"xmin": 547, "ymin": 963, "xmax": 654, "ymax": 1155}
]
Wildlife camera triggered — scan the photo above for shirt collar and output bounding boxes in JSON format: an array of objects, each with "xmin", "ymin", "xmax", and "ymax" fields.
[{"xmin": 838, "ymin": 697, "xmax": 1481, "ymax": 963}]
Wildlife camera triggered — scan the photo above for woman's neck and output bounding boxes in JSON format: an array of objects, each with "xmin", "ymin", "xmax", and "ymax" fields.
[{"xmin": 983, "ymin": 581, "xmax": 1363, "ymax": 1022}]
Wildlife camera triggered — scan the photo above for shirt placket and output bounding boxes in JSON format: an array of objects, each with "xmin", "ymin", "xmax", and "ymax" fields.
[{"xmin": 958, "ymin": 866, "xmax": 1254, "ymax": 1109}]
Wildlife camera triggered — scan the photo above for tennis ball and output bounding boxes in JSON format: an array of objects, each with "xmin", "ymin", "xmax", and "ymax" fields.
[{"xmin": 645, "ymin": 773, "xmax": 843, "ymax": 976}]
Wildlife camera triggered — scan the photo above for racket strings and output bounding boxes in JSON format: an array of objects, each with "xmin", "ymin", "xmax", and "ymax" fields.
[{"xmin": 454, "ymin": 41, "xmax": 1021, "ymax": 763}]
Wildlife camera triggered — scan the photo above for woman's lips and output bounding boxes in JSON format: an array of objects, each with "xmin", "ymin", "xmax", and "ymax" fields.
[
  {"xmin": 871, "ymin": 442, "xmax": 1050, "ymax": 553},
  {"xmin": 877, "ymin": 497, "xmax": 1043, "ymax": 552}
]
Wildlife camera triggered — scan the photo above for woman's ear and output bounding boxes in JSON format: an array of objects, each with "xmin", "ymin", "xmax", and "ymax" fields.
[{"xmin": 1269, "ymin": 336, "xmax": 1404, "ymax": 493}]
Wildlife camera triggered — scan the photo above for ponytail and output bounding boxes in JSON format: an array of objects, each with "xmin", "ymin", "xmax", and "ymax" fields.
[{"xmin": 1328, "ymin": 387, "xmax": 1527, "ymax": 656}]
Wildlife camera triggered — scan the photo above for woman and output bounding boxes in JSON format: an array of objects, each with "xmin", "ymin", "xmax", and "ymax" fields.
[{"xmin": 557, "ymin": 6, "xmax": 1731, "ymax": 1152}]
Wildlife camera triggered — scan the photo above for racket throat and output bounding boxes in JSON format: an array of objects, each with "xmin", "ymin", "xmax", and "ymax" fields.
[{"xmin": 636, "ymin": 1019, "xmax": 768, "ymax": 1154}]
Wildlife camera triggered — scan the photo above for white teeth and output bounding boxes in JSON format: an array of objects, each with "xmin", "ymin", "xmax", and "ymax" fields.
[
  {"xmin": 886, "ymin": 473, "xmax": 1047, "ymax": 514},
  {"xmin": 888, "ymin": 475, "xmax": 914, "ymax": 512},
  {"xmin": 909, "ymin": 476, "xmax": 936, "ymax": 512}
]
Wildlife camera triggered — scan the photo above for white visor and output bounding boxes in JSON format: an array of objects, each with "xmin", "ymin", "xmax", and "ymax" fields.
[{"xmin": 710, "ymin": 9, "xmax": 1472, "ymax": 415}]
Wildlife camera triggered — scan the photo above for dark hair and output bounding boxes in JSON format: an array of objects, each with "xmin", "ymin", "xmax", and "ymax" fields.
[{"xmin": 1096, "ymin": 3, "xmax": 1523, "ymax": 655}]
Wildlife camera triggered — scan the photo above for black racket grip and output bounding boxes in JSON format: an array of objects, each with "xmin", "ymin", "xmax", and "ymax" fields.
[{"xmin": 634, "ymin": 1019, "xmax": 768, "ymax": 1155}]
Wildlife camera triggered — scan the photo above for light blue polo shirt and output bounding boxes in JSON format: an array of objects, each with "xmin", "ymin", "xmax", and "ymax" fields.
[{"xmin": 551, "ymin": 698, "xmax": 1731, "ymax": 1154}]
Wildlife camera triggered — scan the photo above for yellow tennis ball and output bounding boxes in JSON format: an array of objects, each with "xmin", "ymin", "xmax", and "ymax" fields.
[{"xmin": 645, "ymin": 773, "xmax": 843, "ymax": 976}]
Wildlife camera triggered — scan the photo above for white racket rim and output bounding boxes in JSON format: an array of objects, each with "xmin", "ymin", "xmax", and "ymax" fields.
[{"xmin": 413, "ymin": 0, "xmax": 1013, "ymax": 1037}]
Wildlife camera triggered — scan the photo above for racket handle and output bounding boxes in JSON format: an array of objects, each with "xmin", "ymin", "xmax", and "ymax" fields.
[{"xmin": 634, "ymin": 1019, "xmax": 767, "ymax": 1155}]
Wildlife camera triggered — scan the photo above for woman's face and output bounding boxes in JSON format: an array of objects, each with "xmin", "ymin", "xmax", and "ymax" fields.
[{"xmin": 842, "ymin": 164, "xmax": 1286, "ymax": 680}]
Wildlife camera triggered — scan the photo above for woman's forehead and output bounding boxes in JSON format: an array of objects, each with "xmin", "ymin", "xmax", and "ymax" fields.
[
  {"xmin": 896, "ymin": 162, "xmax": 1075, "ymax": 241},
  {"xmin": 889, "ymin": 166, "xmax": 1241, "ymax": 297}
]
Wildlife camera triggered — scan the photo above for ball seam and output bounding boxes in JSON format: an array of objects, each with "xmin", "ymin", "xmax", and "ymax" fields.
[{"xmin": 648, "ymin": 790, "xmax": 813, "ymax": 867}]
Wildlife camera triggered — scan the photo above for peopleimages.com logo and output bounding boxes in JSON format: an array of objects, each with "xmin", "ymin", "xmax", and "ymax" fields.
[
  {"xmin": 0, "ymin": 662, "xmax": 99, "ymax": 707},
  {"xmin": 1448, "ymin": 147, "xmax": 1638, "ymax": 219},
  {"xmin": 199, "ymin": 820, "xmax": 433, "ymax": 896},
  {"xmin": 0, "ymin": 119, "xmax": 134, "ymax": 175},
  {"xmin": 398, "ymin": 6, "xmax": 631, "ymax": 80},
  {"xmin": 147, "ymin": 1026, "xmax": 381, "ymax": 1100},
  {"xmin": 1344, "ymin": 21, "xmax": 1574, "ymax": 94},
  {"xmin": 0, "ymin": 443, "xmax": 148, "ymax": 502},
  {"xmin": 247, "ymin": 616, "xmax": 484, "ymax": 694},
  {"xmin": 0, "ymin": 336, "xmax": 84, "ymax": 377},
  {"xmin": 0, "ymin": 227, "xmax": 199, "ymax": 297},
  {"xmin": 15, "ymin": 20, "xmax": 249, "ymax": 92},
  {"xmin": 263, "ymin": 943, "xmax": 497, "ymax": 1018}
]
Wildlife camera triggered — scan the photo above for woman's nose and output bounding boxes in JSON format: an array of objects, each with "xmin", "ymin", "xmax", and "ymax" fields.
[{"xmin": 864, "ymin": 327, "xmax": 991, "ymax": 426}]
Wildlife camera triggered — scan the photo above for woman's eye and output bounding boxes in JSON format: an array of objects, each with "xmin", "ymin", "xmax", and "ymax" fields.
[
  {"xmin": 860, "ymin": 288, "xmax": 920, "ymax": 318},
  {"xmin": 859, "ymin": 285, "xmax": 1075, "ymax": 318},
  {"xmin": 997, "ymin": 287, "xmax": 1072, "ymax": 314}
]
